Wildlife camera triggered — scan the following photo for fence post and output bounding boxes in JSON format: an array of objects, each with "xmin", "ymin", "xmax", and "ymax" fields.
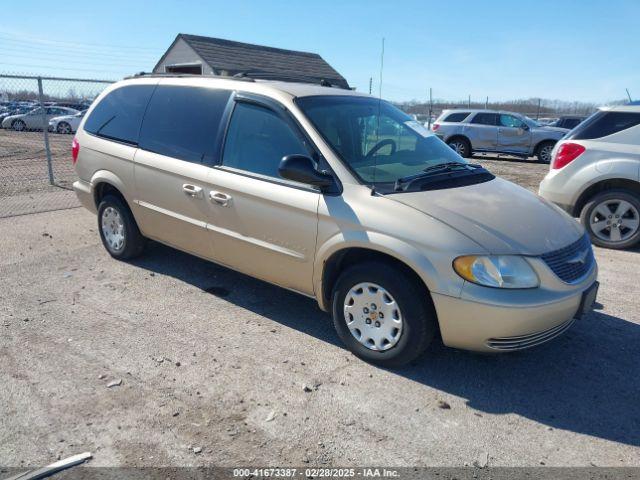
[{"xmin": 37, "ymin": 77, "xmax": 54, "ymax": 185}]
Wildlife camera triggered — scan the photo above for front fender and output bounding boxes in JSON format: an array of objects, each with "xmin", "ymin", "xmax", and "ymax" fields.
[{"xmin": 313, "ymin": 230, "xmax": 464, "ymax": 311}]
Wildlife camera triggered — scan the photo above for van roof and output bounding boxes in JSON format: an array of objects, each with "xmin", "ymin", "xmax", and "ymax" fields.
[{"xmin": 124, "ymin": 73, "xmax": 368, "ymax": 99}]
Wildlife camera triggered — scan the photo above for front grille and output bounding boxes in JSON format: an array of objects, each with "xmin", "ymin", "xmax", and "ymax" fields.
[
  {"xmin": 541, "ymin": 234, "xmax": 594, "ymax": 283},
  {"xmin": 486, "ymin": 318, "xmax": 575, "ymax": 351}
]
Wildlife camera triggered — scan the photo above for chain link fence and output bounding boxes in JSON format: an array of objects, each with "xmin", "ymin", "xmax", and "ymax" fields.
[{"xmin": 0, "ymin": 74, "xmax": 114, "ymax": 218}]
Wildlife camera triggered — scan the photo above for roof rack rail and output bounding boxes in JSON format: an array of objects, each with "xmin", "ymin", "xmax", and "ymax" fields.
[
  {"xmin": 124, "ymin": 71, "xmax": 350, "ymax": 89},
  {"xmin": 124, "ymin": 72, "xmax": 255, "ymax": 82}
]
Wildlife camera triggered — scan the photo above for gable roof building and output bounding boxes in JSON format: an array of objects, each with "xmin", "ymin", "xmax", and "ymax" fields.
[{"xmin": 153, "ymin": 34, "xmax": 349, "ymax": 89}]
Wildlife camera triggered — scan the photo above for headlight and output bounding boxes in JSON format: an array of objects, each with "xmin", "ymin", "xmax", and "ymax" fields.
[{"xmin": 453, "ymin": 255, "xmax": 539, "ymax": 289}]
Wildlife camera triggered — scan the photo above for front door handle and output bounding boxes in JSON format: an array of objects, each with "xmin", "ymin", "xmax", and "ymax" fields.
[
  {"xmin": 182, "ymin": 184, "xmax": 203, "ymax": 198},
  {"xmin": 209, "ymin": 191, "xmax": 232, "ymax": 207}
]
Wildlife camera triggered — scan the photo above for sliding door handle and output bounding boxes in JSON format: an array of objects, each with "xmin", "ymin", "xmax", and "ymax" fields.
[
  {"xmin": 182, "ymin": 184, "xmax": 203, "ymax": 198},
  {"xmin": 209, "ymin": 191, "xmax": 232, "ymax": 207}
]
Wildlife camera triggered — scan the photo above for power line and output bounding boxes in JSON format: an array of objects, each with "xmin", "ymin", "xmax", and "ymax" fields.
[
  {"xmin": 0, "ymin": 39, "xmax": 159, "ymax": 61},
  {"xmin": 0, "ymin": 31, "xmax": 161, "ymax": 52},
  {"xmin": 1, "ymin": 52, "xmax": 152, "ymax": 69}
]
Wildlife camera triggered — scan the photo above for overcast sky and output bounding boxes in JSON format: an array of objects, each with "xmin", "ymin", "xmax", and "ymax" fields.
[{"xmin": 1, "ymin": 0, "xmax": 638, "ymax": 103}]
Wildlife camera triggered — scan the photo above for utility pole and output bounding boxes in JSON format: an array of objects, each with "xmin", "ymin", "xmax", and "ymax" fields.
[
  {"xmin": 428, "ymin": 87, "xmax": 433, "ymax": 129},
  {"xmin": 468, "ymin": 94, "xmax": 471, "ymax": 108},
  {"xmin": 369, "ymin": 77, "xmax": 373, "ymax": 95},
  {"xmin": 626, "ymin": 88, "xmax": 633, "ymax": 102},
  {"xmin": 536, "ymin": 98, "xmax": 541, "ymax": 120},
  {"xmin": 485, "ymin": 96, "xmax": 488, "ymax": 110}
]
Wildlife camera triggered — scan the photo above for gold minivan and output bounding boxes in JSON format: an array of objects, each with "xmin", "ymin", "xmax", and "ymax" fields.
[{"xmin": 73, "ymin": 75, "xmax": 598, "ymax": 366}]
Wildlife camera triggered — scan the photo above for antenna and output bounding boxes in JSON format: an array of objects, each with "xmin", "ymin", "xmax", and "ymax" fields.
[{"xmin": 372, "ymin": 37, "xmax": 385, "ymax": 192}]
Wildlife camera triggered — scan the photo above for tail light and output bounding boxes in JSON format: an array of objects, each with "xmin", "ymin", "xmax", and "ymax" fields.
[
  {"xmin": 432, "ymin": 123, "xmax": 440, "ymax": 131},
  {"xmin": 71, "ymin": 137, "xmax": 80, "ymax": 164},
  {"xmin": 551, "ymin": 142, "xmax": 585, "ymax": 170}
]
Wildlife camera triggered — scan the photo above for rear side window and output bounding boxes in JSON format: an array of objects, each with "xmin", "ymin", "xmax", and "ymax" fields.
[
  {"xmin": 221, "ymin": 102, "xmax": 308, "ymax": 179},
  {"xmin": 138, "ymin": 85, "xmax": 231, "ymax": 164},
  {"xmin": 84, "ymin": 85, "xmax": 155, "ymax": 145},
  {"xmin": 567, "ymin": 111, "xmax": 640, "ymax": 140},
  {"xmin": 443, "ymin": 112, "xmax": 470, "ymax": 122},
  {"xmin": 562, "ymin": 118, "xmax": 581, "ymax": 129},
  {"xmin": 471, "ymin": 112, "xmax": 497, "ymax": 126}
]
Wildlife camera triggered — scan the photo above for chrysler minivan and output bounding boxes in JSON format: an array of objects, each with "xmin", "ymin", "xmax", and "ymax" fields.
[{"xmin": 72, "ymin": 74, "xmax": 598, "ymax": 366}]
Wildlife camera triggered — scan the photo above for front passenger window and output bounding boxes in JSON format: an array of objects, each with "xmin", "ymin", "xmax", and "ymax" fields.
[
  {"xmin": 499, "ymin": 114, "xmax": 524, "ymax": 128},
  {"xmin": 221, "ymin": 102, "xmax": 309, "ymax": 179}
]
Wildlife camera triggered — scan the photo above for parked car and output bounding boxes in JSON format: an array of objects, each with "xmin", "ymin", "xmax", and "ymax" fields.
[
  {"xmin": 1, "ymin": 106, "xmax": 78, "ymax": 131},
  {"xmin": 0, "ymin": 106, "xmax": 32, "ymax": 124},
  {"xmin": 549, "ymin": 115, "xmax": 586, "ymax": 130},
  {"xmin": 53, "ymin": 101, "xmax": 92, "ymax": 111},
  {"xmin": 49, "ymin": 110, "xmax": 86, "ymax": 134},
  {"xmin": 539, "ymin": 105, "xmax": 640, "ymax": 249},
  {"xmin": 432, "ymin": 109, "xmax": 569, "ymax": 162},
  {"xmin": 72, "ymin": 76, "xmax": 598, "ymax": 366}
]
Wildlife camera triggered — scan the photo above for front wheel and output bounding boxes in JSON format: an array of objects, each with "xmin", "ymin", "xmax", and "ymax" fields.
[
  {"xmin": 580, "ymin": 190, "xmax": 640, "ymax": 249},
  {"xmin": 12, "ymin": 120, "xmax": 26, "ymax": 132},
  {"xmin": 97, "ymin": 194, "xmax": 146, "ymax": 259},
  {"xmin": 536, "ymin": 141, "xmax": 555, "ymax": 163},
  {"xmin": 331, "ymin": 261, "xmax": 437, "ymax": 367}
]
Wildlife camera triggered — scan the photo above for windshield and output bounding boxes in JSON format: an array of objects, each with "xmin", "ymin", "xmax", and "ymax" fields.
[{"xmin": 296, "ymin": 95, "xmax": 465, "ymax": 186}]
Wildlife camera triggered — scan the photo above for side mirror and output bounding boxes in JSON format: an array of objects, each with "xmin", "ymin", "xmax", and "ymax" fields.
[
  {"xmin": 279, "ymin": 154, "xmax": 334, "ymax": 189},
  {"xmin": 521, "ymin": 123, "xmax": 530, "ymax": 131}
]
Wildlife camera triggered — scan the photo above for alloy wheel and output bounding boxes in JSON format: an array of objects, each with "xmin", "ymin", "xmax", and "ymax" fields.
[
  {"xmin": 589, "ymin": 199, "xmax": 640, "ymax": 243},
  {"xmin": 449, "ymin": 141, "xmax": 466, "ymax": 156},
  {"xmin": 539, "ymin": 144, "xmax": 553, "ymax": 163},
  {"xmin": 343, "ymin": 282, "xmax": 403, "ymax": 351}
]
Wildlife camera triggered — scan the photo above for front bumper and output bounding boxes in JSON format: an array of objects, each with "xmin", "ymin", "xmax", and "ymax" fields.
[{"xmin": 431, "ymin": 261, "xmax": 598, "ymax": 352}]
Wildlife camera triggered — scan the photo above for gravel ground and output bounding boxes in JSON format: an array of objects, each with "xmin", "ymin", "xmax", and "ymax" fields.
[{"xmin": 0, "ymin": 156, "xmax": 639, "ymax": 470}]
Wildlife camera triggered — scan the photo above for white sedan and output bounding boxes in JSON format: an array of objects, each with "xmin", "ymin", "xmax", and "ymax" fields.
[{"xmin": 49, "ymin": 110, "xmax": 86, "ymax": 134}]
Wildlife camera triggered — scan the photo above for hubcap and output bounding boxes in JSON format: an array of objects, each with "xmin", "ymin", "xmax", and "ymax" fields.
[
  {"xmin": 589, "ymin": 199, "xmax": 639, "ymax": 243},
  {"xmin": 59, "ymin": 123, "xmax": 71, "ymax": 134},
  {"xmin": 101, "ymin": 206, "xmax": 125, "ymax": 252},
  {"xmin": 343, "ymin": 282, "xmax": 403, "ymax": 351},
  {"xmin": 539, "ymin": 145, "xmax": 553, "ymax": 162},
  {"xmin": 450, "ymin": 141, "xmax": 465, "ymax": 155}
]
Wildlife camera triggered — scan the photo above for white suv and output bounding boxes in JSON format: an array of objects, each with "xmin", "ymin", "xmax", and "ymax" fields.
[{"xmin": 539, "ymin": 105, "xmax": 640, "ymax": 249}]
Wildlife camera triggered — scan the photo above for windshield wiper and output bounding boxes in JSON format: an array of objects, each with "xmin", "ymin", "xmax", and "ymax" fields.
[{"xmin": 394, "ymin": 162, "xmax": 483, "ymax": 191}]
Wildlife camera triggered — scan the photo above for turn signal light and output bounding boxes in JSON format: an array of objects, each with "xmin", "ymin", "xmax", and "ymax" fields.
[{"xmin": 551, "ymin": 143, "xmax": 585, "ymax": 170}]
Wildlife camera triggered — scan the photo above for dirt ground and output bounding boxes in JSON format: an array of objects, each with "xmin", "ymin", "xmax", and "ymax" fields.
[{"xmin": 0, "ymin": 155, "xmax": 639, "ymax": 471}]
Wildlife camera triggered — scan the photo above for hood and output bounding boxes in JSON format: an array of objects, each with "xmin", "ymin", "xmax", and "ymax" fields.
[
  {"xmin": 389, "ymin": 177, "xmax": 583, "ymax": 255},
  {"xmin": 534, "ymin": 125, "xmax": 569, "ymax": 134}
]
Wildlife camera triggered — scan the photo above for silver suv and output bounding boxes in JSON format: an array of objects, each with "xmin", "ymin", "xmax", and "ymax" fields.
[{"xmin": 433, "ymin": 109, "xmax": 569, "ymax": 163}]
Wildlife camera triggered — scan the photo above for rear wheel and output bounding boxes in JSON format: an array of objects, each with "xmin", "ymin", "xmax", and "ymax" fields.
[
  {"xmin": 536, "ymin": 141, "xmax": 555, "ymax": 163},
  {"xmin": 57, "ymin": 122, "xmax": 72, "ymax": 134},
  {"xmin": 580, "ymin": 190, "xmax": 640, "ymax": 249},
  {"xmin": 97, "ymin": 194, "xmax": 146, "ymax": 259},
  {"xmin": 331, "ymin": 261, "xmax": 437, "ymax": 367},
  {"xmin": 12, "ymin": 120, "xmax": 26, "ymax": 132},
  {"xmin": 447, "ymin": 137, "xmax": 471, "ymax": 158}
]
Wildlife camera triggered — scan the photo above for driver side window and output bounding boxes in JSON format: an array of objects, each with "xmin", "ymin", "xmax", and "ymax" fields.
[
  {"xmin": 221, "ymin": 102, "xmax": 309, "ymax": 179},
  {"xmin": 499, "ymin": 114, "xmax": 525, "ymax": 128}
]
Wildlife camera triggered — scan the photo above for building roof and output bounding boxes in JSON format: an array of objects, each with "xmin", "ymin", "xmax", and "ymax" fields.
[{"xmin": 155, "ymin": 34, "xmax": 349, "ymax": 89}]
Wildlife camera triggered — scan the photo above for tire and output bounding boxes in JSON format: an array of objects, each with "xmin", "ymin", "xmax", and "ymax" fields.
[
  {"xmin": 331, "ymin": 261, "xmax": 437, "ymax": 367},
  {"xmin": 536, "ymin": 141, "xmax": 555, "ymax": 163},
  {"xmin": 57, "ymin": 122, "xmax": 72, "ymax": 134},
  {"xmin": 12, "ymin": 120, "xmax": 26, "ymax": 132},
  {"xmin": 447, "ymin": 137, "xmax": 471, "ymax": 158},
  {"xmin": 580, "ymin": 189, "xmax": 640, "ymax": 250},
  {"xmin": 97, "ymin": 194, "xmax": 146, "ymax": 259}
]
